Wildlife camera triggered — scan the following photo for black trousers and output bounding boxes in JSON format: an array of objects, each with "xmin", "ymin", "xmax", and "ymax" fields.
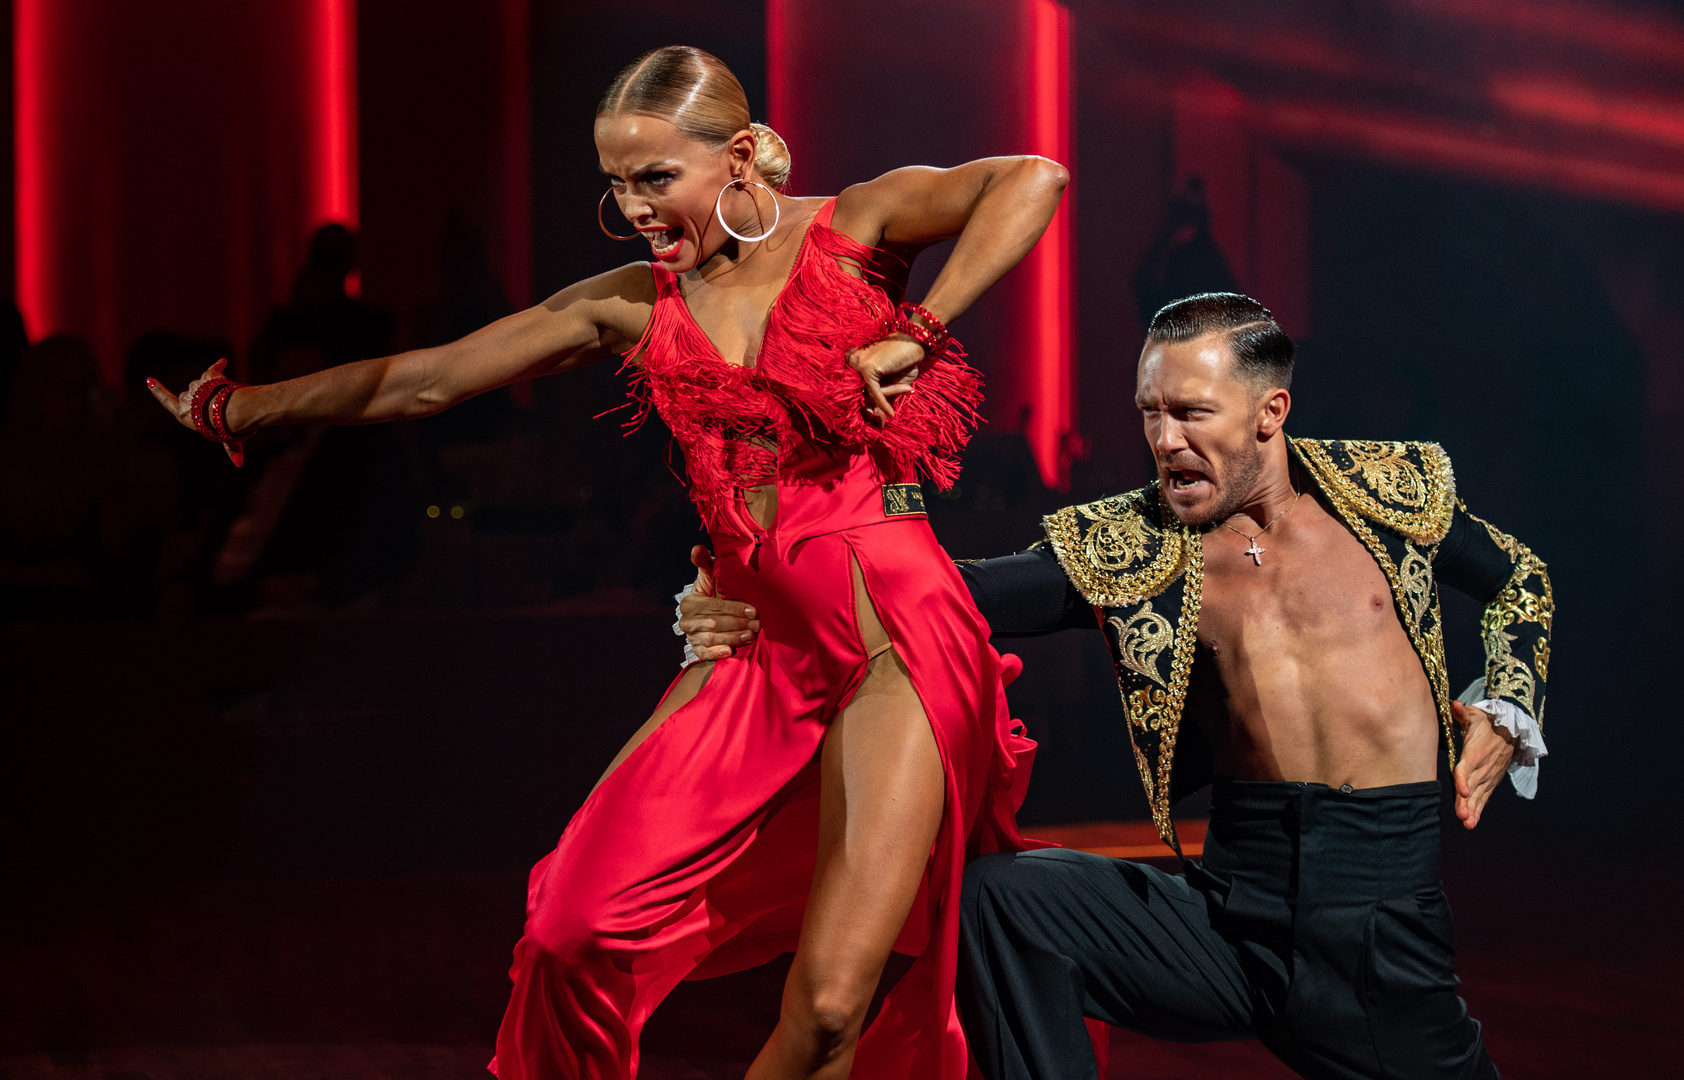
[{"xmin": 958, "ymin": 780, "xmax": 1498, "ymax": 1080}]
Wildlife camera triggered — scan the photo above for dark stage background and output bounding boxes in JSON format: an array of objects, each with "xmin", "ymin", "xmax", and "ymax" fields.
[{"xmin": 2, "ymin": 1, "xmax": 1680, "ymax": 1077}]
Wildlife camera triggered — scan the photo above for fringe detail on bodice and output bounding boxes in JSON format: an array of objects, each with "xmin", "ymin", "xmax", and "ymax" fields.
[{"xmin": 618, "ymin": 217, "xmax": 984, "ymax": 529}]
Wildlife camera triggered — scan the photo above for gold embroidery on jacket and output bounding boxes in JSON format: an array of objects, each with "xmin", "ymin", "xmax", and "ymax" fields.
[
  {"xmin": 1126, "ymin": 686, "xmax": 1170, "ymax": 729},
  {"xmin": 1399, "ymin": 543, "xmax": 1433, "ymax": 627},
  {"xmin": 1152, "ymin": 540, "xmax": 1202, "ymax": 852},
  {"xmin": 1479, "ymin": 546, "xmax": 1554, "ymax": 724},
  {"xmin": 1109, "ymin": 603, "xmax": 1173, "ymax": 688},
  {"xmin": 1113, "ymin": 533, "xmax": 1203, "ymax": 854},
  {"xmin": 1461, "ymin": 502, "xmax": 1553, "ymax": 724},
  {"xmin": 1292, "ymin": 438, "xmax": 1456, "ymax": 545},
  {"xmin": 1346, "ymin": 442, "xmax": 1428, "ymax": 509},
  {"xmin": 1043, "ymin": 486, "xmax": 1192, "ymax": 607},
  {"xmin": 1483, "ymin": 628, "xmax": 1537, "ymax": 718}
]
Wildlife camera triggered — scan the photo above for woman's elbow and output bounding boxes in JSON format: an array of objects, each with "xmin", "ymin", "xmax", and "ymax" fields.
[
  {"xmin": 408, "ymin": 387, "xmax": 452, "ymax": 420},
  {"xmin": 404, "ymin": 346, "xmax": 458, "ymax": 419},
  {"xmin": 1021, "ymin": 155, "xmax": 1070, "ymax": 195}
]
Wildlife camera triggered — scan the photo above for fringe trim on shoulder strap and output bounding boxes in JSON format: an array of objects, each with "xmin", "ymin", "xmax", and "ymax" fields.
[{"xmin": 757, "ymin": 223, "xmax": 984, "ymax": 490}]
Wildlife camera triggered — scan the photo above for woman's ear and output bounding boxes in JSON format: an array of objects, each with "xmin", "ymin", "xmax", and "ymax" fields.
[{"xmin": 726, "ymin": 128, "xmax": 758, "ymax": 178}]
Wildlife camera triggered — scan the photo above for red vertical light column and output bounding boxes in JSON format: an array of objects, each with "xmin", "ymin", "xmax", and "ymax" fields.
[
  {"xmin": 15, "ymin": 2, "xmax": 358, "ymax": 375},
  {"xmin": 314, "ymin": 0, "xmax": 359, "ymax": 228},
  {"xmin": 1025, "ymin": 0, "xmax": 1072, "ymax": 489},
  {"xmin": 14, "ymin": 0, "xmax": 48, "ymax": 338},
  {"xmin": 766, "ymin": 0, "xmax": 1075, "ymax": 487}
]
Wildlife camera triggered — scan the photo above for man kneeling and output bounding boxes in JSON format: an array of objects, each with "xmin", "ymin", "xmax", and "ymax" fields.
[{"xmin": 681, "ymin": 293, "xmax": 1552, "ymax": 1079}]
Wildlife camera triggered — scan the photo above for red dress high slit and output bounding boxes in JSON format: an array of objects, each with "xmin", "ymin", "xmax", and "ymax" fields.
[{"xmin": 491, "ymin": 199, "xmax": 1039, "ymax": 1079}]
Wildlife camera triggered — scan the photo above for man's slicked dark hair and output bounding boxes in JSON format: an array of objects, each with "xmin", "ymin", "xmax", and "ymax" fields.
[{"xmin": 1146, "ymin": 292, "xmax": 1294, "ymax": 392}]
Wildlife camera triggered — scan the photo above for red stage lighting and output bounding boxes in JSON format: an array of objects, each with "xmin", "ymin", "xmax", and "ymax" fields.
[
  {"xmin": 14, "ymin": 0, "xmax": 48, "ymax": 339},
  {"xmin": 1026, "ymin": 0, "xmax": 1073, "ymax": 490},
  {"xmin": 312, "ymin": 0, "xmax": 358, "ymax": 228}
]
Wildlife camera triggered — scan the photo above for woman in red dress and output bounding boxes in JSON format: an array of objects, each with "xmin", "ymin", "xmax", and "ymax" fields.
[{"xmin": 151, "ymin": 46, "xmax": 1067, "ymax": 1080}]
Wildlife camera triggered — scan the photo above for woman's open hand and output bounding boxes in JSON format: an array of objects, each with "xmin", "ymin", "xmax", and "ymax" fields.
[
  {"xmin": 146, "ymin": 358, "xmax": 244, "ymax": 465},
  {"xmin": 846, "ymin": 336, "xmax": 925, "ymax": 424}
]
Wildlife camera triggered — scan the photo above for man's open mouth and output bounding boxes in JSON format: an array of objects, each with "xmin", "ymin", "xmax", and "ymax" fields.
[{"xmin": 1167, "ymin": 468, "xmax": 1210, "ymax": 494}]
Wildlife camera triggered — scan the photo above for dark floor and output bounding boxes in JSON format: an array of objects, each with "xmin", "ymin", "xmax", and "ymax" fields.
[
  {"xmin": 3, "ymin": 615, "xmax": 1676, "ymax": 1078},
  {"xmin": 3, "ymin": 848, "xmax": 1677, "ymax": 1079}
]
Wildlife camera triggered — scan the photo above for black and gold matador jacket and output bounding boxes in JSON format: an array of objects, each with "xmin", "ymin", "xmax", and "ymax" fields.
[{"xmin": 955, "ymin": 438, "xmax": 1554, "ymax": 854}]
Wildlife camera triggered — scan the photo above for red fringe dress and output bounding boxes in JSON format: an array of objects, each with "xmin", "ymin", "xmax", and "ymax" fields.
[{"xmin": 490, "ymin": 199, "xmax": 1039, "ymax": 1079}]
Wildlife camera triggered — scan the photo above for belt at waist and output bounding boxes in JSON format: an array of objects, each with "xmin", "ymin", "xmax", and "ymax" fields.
[
  {"xmin": 712, "ymin": 482, "xmax": 929, "ymax": 558},
  {"xmin": 1192, "ymin": 779, "xmax": 1443, "ymax": 908}
]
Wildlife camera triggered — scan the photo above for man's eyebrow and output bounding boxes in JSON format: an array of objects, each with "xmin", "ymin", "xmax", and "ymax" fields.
[{"xmin": 1136, "ymin": 396, "xmax": 1220, "ymax": 409}]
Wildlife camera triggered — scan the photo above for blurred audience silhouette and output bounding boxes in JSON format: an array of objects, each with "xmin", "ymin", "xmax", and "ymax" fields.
[{"xmin": 0, "ymin": 216, "xmax": 1059, "ymax": 622}]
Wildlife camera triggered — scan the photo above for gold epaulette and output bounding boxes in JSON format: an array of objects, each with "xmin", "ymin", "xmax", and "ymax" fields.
[
  {"xmin": 1292, "ymin": 438, "xmax": 1456, "ymax": 545},
  {"xmin": 1041, "ymin": 484, "xmax": 1194, "ymax": 607}
]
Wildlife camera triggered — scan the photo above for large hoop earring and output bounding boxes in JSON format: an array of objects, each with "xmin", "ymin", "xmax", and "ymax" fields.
[
  {"xmin": 598, "ymin": 188, "xmax": 638, "ymax": 241},
  {"xmin": 713, "ymin": 178, "xmax": 781, "ymax": 243}
]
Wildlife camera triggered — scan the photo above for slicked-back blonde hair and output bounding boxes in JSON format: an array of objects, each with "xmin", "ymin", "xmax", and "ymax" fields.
[{"xmin": 598, "ymin": 46, "xmax": 791, "ymax": 191}]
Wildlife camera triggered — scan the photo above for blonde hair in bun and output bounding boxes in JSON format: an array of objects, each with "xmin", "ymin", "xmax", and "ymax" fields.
[
  {"xmin": 599, "ymin": 46, "xmax": 792, "ymax": 191},
  {"xmin": 748, "ymin": 122, "xmax": 791, "ymax": 191}
]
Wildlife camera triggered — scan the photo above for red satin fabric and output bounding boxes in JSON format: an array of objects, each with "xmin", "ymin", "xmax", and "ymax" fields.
[{"xmin": 490, "ymin": 202, "xmax": 1038, "ymax": 1079}]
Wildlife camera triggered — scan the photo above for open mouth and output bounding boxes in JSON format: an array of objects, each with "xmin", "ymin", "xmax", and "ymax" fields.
[
  {"xmin": 1165, "ymin": 468, "xmax": 1210, "ymax": 495},
  {"xmin": 642, "ymin": 225, "xmax": 685, "ymax": 260}
]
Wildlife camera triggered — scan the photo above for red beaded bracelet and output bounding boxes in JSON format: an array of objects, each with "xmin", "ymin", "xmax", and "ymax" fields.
[
  {"xmin": 870, "ymin": 304, "xmax": 954, "ymax": 361},
  {"xmin": 206, "ymin": 381, "xmax": 242, "ymax": 441},
  {"xmin": 898, "ymin": 302, "xmax": 951, "ymax": 355},
  {"xmin": 188, "ymin": 374, "xmax": 246, "ymax": 444}
]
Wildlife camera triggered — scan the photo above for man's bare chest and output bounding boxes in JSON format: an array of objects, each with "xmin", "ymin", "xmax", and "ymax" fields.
[{"xmin": 1196, "ymin": 505, "xmax": 1405, "ymax": 662}]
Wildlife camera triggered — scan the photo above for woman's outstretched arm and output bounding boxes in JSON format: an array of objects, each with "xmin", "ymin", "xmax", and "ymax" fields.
[
  {"xmin": 831, "ymin": 156, "xmax": 1068, "ymax": 417},
  {"xmin": 149, "ymin": 262, "xmax": 655, "ymax": 441}
]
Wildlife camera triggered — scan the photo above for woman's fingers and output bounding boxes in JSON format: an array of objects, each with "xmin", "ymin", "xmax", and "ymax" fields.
[
  {"xmin": 864, "ymin": 376, "xmax": 896, "ymax": 422},
  {"xmin": 145, "ymin": 377, "xmax": 178, "ymax": 411},
  {"xmin": 848, "ymin": 338, "xmax": 929, "ymax": 423}
]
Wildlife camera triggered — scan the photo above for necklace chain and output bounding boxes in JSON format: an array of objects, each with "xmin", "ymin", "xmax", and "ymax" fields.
[{"xmin": 1219, "ymin": 490, "xmax": 1302, "ymax": 566}]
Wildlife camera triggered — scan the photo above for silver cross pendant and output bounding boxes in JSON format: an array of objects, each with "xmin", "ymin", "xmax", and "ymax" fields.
[{"xmin": 1244, "ymin": 540, "xmax": 1266, "ymax": 566}]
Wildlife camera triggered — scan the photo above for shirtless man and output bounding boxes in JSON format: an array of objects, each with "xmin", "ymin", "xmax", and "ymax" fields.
[{"xmin": 678, "ymin": 292, "xmax": 1552, "ymax": 1078}]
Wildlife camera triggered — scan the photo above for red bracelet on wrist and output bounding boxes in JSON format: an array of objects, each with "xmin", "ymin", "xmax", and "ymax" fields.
[
  {"xmin": 207, "ymin": 382, "xmax": 241, "ymax": 441},
  {"xmin": 897, "ymin": 302, "xmax": 951, "ymax": 357},
  {"xmin": 188, "ymin": 373, "xmax": 246, "ymax": 444}
]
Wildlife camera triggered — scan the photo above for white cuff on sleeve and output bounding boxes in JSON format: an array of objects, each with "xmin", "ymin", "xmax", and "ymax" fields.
[
  {"xmin": 1457, "ymin": 678, "xmax": 1547, "ymax": 799},
  {"xmin": 673, "ymin": 582, "xmax": 700, "ymax": 668}
]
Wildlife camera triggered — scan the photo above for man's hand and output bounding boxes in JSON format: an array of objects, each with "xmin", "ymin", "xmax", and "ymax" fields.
[
  {"xmin": 678, "ymin": 545, "xmax": 761, "ymax": 660},
  {"xmin": 1451, "ymin": 700, "xmax": 1516, "ymax": 830}
]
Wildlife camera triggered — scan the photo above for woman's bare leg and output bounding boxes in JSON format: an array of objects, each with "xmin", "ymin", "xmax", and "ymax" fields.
[
  {"xmin": 746, "ymin": 561, "xmax": 947, "ymax": 1080},
  {"xmin": 592, "ymin": 660, "xmax": 714, "ymax": 792}
]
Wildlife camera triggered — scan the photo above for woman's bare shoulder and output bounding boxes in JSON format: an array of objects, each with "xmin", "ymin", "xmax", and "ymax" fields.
[
  {"xmin": 538, "ymin": 261, "xmax": 658, "ymax": 311},
  {"xmin": 532, "ymin": 261, "xmax": 657, "ymax": 346},
  {"xmin": 829, "ymin": 167, "xmax": 947, "ymax": 245}
]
